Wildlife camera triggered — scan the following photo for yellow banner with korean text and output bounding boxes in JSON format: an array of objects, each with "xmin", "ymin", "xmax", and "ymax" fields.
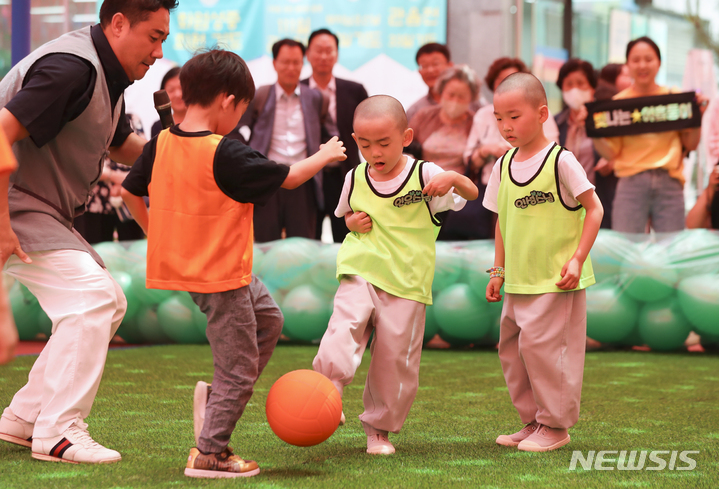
[{"xmin": 585, "ymin": 92, "xmax": 701, "ymax": 138}]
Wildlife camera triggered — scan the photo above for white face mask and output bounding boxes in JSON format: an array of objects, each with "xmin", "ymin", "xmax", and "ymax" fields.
[
  {"xmin": 562, "ymin": 88, "xmax": 593, "ymax": 111},
  {"xmin": 441, "ymin": 100, "xmax": 469, "ymax": 120}
]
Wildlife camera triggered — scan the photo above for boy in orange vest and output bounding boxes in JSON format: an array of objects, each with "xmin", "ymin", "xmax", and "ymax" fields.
[{"xmin": 121, "ymin": 50, "xmax": 346, "ymax": 478}]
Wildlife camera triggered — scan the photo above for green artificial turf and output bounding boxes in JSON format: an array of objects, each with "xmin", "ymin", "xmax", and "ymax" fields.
[{"xmin": 0, "ymin": 345, "xmax": 717, "ymax": 488}]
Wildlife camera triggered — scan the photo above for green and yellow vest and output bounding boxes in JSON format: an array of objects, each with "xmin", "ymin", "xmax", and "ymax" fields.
[
  {"xmin": 336, "ymin": 160, "xmax": 441, "ymax": 304},
  {"xmin": 497, "ymin": 143, "xmax": 595, "ymax": 294}
]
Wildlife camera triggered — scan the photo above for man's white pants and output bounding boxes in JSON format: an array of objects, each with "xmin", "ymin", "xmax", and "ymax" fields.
[{"xmin": 3, "ymin": 250, "xmax": 126, "ymax": 438}]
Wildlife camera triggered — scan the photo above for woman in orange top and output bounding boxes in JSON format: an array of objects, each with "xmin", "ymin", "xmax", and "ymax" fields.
[{"xmin": 594, "ymin": 37, "xmax": 706, "ymax": 233}]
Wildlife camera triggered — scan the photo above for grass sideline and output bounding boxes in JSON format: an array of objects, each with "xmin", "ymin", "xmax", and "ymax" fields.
[{"xmin": 0, "ymin": 345, "xmax": 717, "ymax": 489}]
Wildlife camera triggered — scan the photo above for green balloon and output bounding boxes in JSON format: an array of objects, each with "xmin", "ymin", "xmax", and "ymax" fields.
[
  {"xmin": 116, "ymin": 314, "xmax": 146, "ymax": 344},
  {"xmin": 129, "ymin": 262, "xmax": 174, "ymax": 306},
  {"xmin": 591, "ymin": 230, "xmax": 634, "ymax": 284},
  {"xmin": 36, "ymin": 308, "xmax": 52, "ymax": 337},
  {"xmin": 466, "ymin": 251, "xmax": 496, "ymax": 301},
  {"xmin": 192, "ymin": 307, "xmax": 208, "ymax": 338},
  {"xmin": 424, "ymin": 305, "xmax": 439, "ymax": 343},
  {"xmin": 280, "ymin": 285, "xmax": 332, "ymax": 342},
  {"xmin": 677, "ymin": 274, "xmax": 719, "ymax": 336},
  {"xmin": 311, "ymin": 244, "xmax": 340, "ymax": 295},
  {"xmin": 252, "ymin": 245, "xmax": 265, "ymax": 275},
  {"xmin": 256, "ymin": 238, "xmax": 317, "ymax": 291},
  {"xmin": 586, "ymin": 283, "xmax": 639, "ymax": 343},
  {"xmin": 638, "ymin": 298, "xmax": 691, "ymax": 351},
  {"xmin": 111, "ymin": 271, "xmax": 139, "ymax": 322},
  {"xmin": 158, "ymin": 296, "xmax": 207, "ymax": 344},
  {"xmin": 619, "ymin": 243, "xmax": 678, "ymax": 302},
  {"xmin": 665, "ymin": 229, "xmax": 719, "ymax": 280},
  {"xmin": 8, "ymin": 283, "xmax": 41, "ymax": 340},
  {"xmin": 127, "ymin": 239, "xmax": 148, "ymax": 258},
  {"xmin": 92, "ymin": 241, "xmax": 129, "ymax": 273},
  {"xmin": 617, "ymin": 323, "xmax": 644, "ymax": 347},
  {"xmin": 432, "ymin": 244, "xmax": 463, "ymax": 292},
  {"xmin": 134, "ymin": 305, "xmax": 174, "ymax": 344},
  {"xmin": 435, "ymin": 283, "xmax": 491, "ymax": 345}
]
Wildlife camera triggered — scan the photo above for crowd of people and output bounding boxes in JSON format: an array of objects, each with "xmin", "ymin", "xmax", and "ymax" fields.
[
  {"xmin": 0, "ymin": 0, "xmax": 717, "ymax": 478},
  {"xmin": 81, "ymin": 34, "xmax": 717, "ymax": 246}
]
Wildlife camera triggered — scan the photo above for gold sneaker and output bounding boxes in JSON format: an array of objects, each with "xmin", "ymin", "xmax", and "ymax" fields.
[{"xmin": 184, "ymin": 447, "xmax": 260, "ymax": 478}]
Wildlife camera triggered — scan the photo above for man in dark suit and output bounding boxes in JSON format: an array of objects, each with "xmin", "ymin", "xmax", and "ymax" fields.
[
  {"xmin": 302, "ymin": 28, "xmax": 368, "ymax": 242},
  {"xmin": 237, "ymin": 39, "xmax": 326, "ymax": 242}
]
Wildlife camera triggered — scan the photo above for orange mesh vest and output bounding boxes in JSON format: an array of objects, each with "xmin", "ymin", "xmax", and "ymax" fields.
[{"xmin": 146, "ymin": 129, "xmax": 254, "ymax": 293}]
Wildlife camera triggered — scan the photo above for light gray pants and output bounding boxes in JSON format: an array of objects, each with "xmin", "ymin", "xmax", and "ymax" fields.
[
  {"xmin": 499, "ymin": 291, "xmax": 586, "ymax": 429},
  {"xmin": 190, "ymin": 275, "xmax": 283, "ymax": 453},
  {"xmin": 612, "ymin": 168, "xmax": 685, "ymax": 233},
  {"xmin": 313, "ymin": 275, "xmax": 426, "ymax": 434}
]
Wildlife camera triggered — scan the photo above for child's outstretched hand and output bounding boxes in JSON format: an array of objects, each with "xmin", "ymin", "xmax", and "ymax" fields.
[
  {"xmin": 346, "ymin": 211, "xmax": 372, "ymax": 233},
  {"xmin": 422, "ymin": 172, "xmax": 455, "ymax": 197},
  {"xmin": 319, "ymin": 136, "xmax": 347, "ymax": 162},
  {"xmin": 556, "ymin": 257, "xmax": 581, "ymax": 290},
  {"xmin": 486, "ymin": 277, "xmax": 503, "ymax": 302}
]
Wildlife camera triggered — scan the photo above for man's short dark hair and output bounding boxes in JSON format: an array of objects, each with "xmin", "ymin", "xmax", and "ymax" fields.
[
  {"xmin": 556, "ymin": 58, "xmax": 597, "ymax": 90},
  {"xmin": 180, "ymin": 50, "xmax": 255, "ymax": 108},
  {"xmin": 160, "ymin": 66, "xmax": 181, "ymax": 90},
  {"xmin": 271, "ymin": 39, "xmax": 306, "ymax": 60},
  {"xmin": 308, "ymin": 28, "xmax": 339, "ymax": 49},
  {"xmin": 415, "ymin": 43, "xmax": 451, "ymax": 65},
  {"xmin": 99, "ymin": 0, "xmax": 178, "ymax": 27}
]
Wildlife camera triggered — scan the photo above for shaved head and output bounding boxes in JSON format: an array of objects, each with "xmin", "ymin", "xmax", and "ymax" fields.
[
  {"xmin": 494, "ymin": 72, "xmax": 547, "ymax": 108},
  {"xmin": 353, "ymin": 95, "xmax": 408, "ymax": 131}
]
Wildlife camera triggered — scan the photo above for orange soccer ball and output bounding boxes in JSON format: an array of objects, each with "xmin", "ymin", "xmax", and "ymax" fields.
[{"xmin": 265, "ymin": 369, "xmax": 342, "ymax": 447}]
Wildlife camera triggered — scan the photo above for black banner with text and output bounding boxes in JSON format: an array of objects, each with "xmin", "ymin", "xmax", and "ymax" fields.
[{"xmin": 585, "ymin": 92, "xmax": 701, "ymax": 138}]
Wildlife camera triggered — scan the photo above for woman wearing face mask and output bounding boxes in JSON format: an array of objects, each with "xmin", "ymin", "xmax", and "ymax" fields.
[
  {"xmin": 555, "ymin": 59, "xmax": 598, "ymax": 184},
  {"xmin": 409, "ymin": 65, "xmax": 492, "ymax": 240},
  {"xmin": 593, "ymin": 37, "xmax": 708, "ymax": 233},
  {"xmin": 409, "ymin": 65, "xmax": 479, "ymax": 174}
]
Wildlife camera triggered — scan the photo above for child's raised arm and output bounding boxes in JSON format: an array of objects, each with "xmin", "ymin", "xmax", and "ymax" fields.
[
  {"xmin": 422, "ymin": 171, "xmax": 479, "ymax": 201},
  {"xmin": 121, "ymin": 187, "xmax": 150, "ymax": 235},
  {"xmin": 556, "ymin": 188, "xmax": 603, "ymax": 290},
  {"xmin": 282, "ymin": 136, "xmax": 346, "ymax": 189}
]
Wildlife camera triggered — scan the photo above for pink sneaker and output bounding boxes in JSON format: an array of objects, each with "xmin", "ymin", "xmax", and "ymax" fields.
[
  {"xmin": 32, "ymin": 421, "xmax": 121, "ymax": 464},
  {"xmin": 496, "ymin": 422, "xmax": 538, "ymax": 447},
  {"xmin": 366, "ymin": 433, "xmax": 395, "ymax": 455},
  {"xmin": 517, "ymin": 424, "xmax": 570, "ymax": 452},
  {"xmin": 0, "ymin": 408, "xmax": 33, "ymax": 448}
]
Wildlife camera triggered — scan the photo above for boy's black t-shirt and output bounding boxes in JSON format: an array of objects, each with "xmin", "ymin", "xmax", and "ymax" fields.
[{"xmin": 122, "ymin": 125, "xmax": 290, "ymax": 206}]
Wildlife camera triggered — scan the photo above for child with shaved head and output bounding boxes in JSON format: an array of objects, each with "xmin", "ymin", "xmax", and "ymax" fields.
[
  {"xmin": 484, "ymin": 72, "xmax": 603, "ymax": 451},
  {"xmin": 313, "ymin": 95, "xmax": 478, "ymax": 455}
]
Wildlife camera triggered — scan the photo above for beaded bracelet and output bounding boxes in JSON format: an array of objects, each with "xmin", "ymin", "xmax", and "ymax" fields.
[{"xmin": 486, "ymin": 266, "xmax": 505, "ymax": 279}]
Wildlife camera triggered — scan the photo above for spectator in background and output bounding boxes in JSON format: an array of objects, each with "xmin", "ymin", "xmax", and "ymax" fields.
[
  {"xmin": 406, "ymin": 43, "xmax": 483, "ymax": 123},
  {"xmin": 302, "ymin": 28, "xmax": 368, "ymax": 243},
  {"xmin": 554, "ymin": 58, "xmax": 598, "ymax": 184},
  {"xmin": 686, "ymin": 164, "xmax": 719, "ymax": 229},
  {"xmin": 464, "ymin": 57, "xmax": 560, "ymax": 191},
  {"xmin": 406, "ymin": 43, "xmax": 453, "ymax": 122},
  {"xmin": 593, "ymin": 37, "xmax": 706, "ymax": 233},
  {"xmin": 409, "ymin": 65, "xmax": 492, "ymax": 240},
  {"xmin": 591, "ymin": 62, "xmax": 629, "ymax": 229},
  {"xmin": 150, "ymin": 66, "xmax": 186, "ymax": 138},
  {"xmin": 410, "ymin": 65, "xmax": 478, "ymax": 174},
  {"xmin": 595, "ymin": 63, "xmax": 632, "ymax": 101},
  {"xmin": 236, "ymin": 39, "xmax": 326, "ymax": 242},
  {"xmin": 74, "ymin": 113, "xmax": 146, "ymax": 244}
]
